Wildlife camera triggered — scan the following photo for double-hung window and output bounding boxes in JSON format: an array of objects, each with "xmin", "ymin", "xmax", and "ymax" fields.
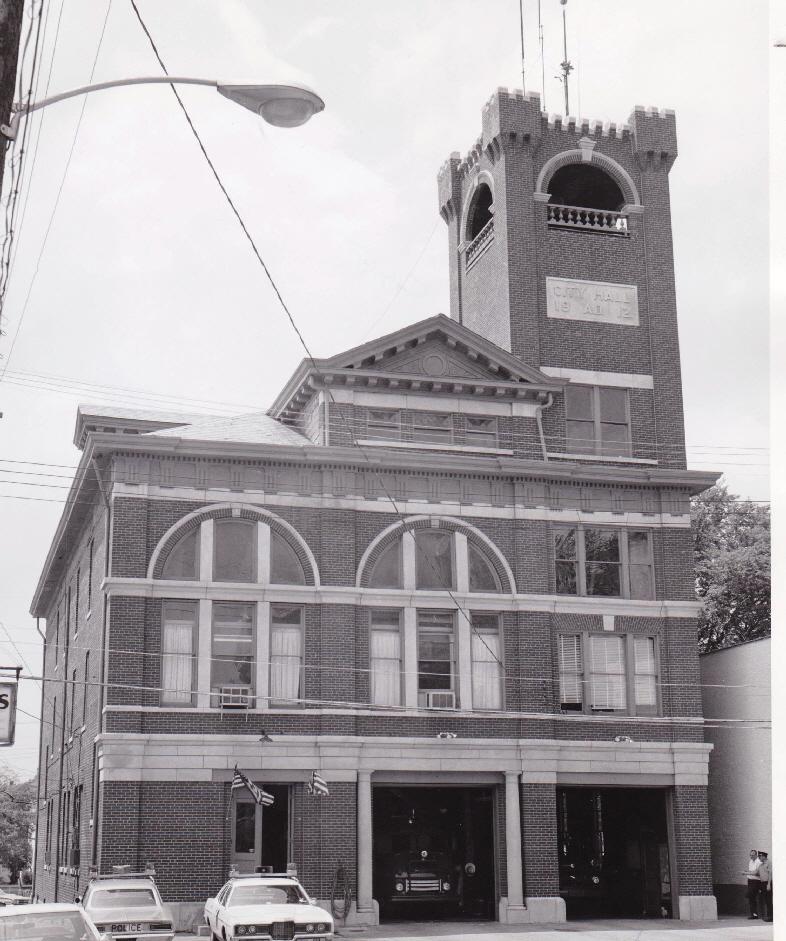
[
  {"xmin": 367, "ymin": 408, "xmax": 400, "ymax": 440},
  {"xmin": 558, "ymin": 632, "xmax": 660, "ymax": 715},
  {"xmin": 412, "ymin": 411, "xmax": 452, "ymax": 444},
  {"xmin": 270, "ymin": 604, "xmax": 303, "ymax": 705},
  {"xmin": 369, "ymin": 609, "xmax": 402, "ymax": 707},
  {"xmin": 417, "ymin": 610, "xmax": 456, "ymax": 707},
  {"xmin": 212, "ymin": 602, "xmax": 255, "ymax": 706},
  {"xmin": 161, "ymin": 601, "xmax": 197, "ymax": 706},
  {"xmin": 465, "ymin": 416, "xmax": 498, "ymax": 448},
  {"xmin": 565, "ymin": 385, "xmax": 631, "ymax": 457},
  {"xmin": 470, "ymin": 613, "xmax": 502, "ymax": 710},
  {"xmin": 555, "ymin": 526, "xmax": 654, "ymax": 599}
]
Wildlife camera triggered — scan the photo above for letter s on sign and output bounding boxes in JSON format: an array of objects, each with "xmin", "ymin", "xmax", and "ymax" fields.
[{"xmin": 0, "ymin": 694, "xmax": 8, "ymax": 710}]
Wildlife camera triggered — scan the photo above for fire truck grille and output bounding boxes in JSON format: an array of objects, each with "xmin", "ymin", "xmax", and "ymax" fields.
[{"xmin": 408, "ymin": 878, "xmax": 440, "ymax": 892}]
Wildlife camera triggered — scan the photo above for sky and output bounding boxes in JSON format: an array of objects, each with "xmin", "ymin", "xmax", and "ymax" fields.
[{"xmin": 0, "ymin": 0, "xmax": 770, "ymax": 780}]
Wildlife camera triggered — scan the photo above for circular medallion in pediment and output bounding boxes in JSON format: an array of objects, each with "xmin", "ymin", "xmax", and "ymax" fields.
[{"xmin": 421, "ymin": 352, "xmax": 448, "ymax": 376}]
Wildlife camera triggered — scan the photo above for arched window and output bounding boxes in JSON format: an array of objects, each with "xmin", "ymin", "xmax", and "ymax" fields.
[
  {"xmin": 270, "ymin": 531, "xmax": 306, "ymax": 586},
  {"xmin": 152, "ymin": 510, "xmax": 315, "ymax": 712},
  {"xmin": 214, "ymin": 519, "xmax": 256, "ymax": 582},
  {"xmin": 468, "ymin": 542, "xmax": 502, "ymax": 592},
  {"xmin": 368, "ymin": 539, "xmax": 402, "ymax": 589},
  {"xmin": 161, "ymin": 528, "xmax": 199, "ymax": 580},
  {"xmin": 157, "ymin": 515, "xmax": 309, "ymax": 586},
  {"xmin": 548, "ymin": 164, "xmax": 625, "ymax": 211},
  {"xmin": 466, "ymin": 183, "xmax": 493, "ymax": 240},
  {"xmin": 364, "ymin": 525, "xmax": 506, "ymax": 594}
]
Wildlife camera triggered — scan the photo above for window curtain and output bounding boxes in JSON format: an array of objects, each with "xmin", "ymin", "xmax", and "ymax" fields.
[
  {"xmin": 370, "ymin": 629, "xmax": 401, "ymax": 706},
  {"xmin": 633, "ymin": 635, "xmax": 657, "ymax": 706},
  {"xmin": 471, "ymin": 632, "xmax": 502, "ymax": 710},
  {"xmin": 589, "ymin": 635, "xmax": 626, "ymax": 709},
  {"xmin": 161, "ymin": 619, "xmax": 193, "ymax": 704},
  {"xmin": 270, "ymin": 625, "xmax": 302, "ymax": 702}
]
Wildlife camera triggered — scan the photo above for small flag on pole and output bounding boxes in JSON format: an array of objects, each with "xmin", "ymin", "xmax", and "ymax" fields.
[
  {"xmin": 307, "ymin": 771, "xmax": 329, "ymax": 797},
  {"xmin": 232, "ymin": 766, "xmax": 274, "ymax": 806}
]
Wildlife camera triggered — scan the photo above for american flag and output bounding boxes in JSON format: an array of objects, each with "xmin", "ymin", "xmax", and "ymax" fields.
[
  {"xmin": 232, "ymin": 766, "xmax": 274, "ymax": 806},
  {"xmin": 307, "ymin": 771, "xmax": 329, "ymax": 797}
]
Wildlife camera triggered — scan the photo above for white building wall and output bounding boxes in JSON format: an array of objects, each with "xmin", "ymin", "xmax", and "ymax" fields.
[{"xmin": 700, "ymin": 638, "xmax": 771, "ymax": 910}]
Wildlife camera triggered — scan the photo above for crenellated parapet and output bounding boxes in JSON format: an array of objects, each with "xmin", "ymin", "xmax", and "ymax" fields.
[{"xmin": 629, "ymin": 105, "xmax": 678, "ymax": 170}]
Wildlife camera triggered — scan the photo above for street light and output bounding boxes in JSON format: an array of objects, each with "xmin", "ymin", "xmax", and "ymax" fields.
[{"xmin": 1, "ymin": 77, "xmax": 325, "ymax": 139}]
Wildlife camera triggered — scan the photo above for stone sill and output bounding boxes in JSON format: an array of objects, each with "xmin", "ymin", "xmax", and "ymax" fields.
[
  {"xmin": 358, "ymin": 439, "xmax": 514, "ymax": 456},
  {"xmin": 547, "ymin": 452, "xmax": 657, "ymax": 466}
]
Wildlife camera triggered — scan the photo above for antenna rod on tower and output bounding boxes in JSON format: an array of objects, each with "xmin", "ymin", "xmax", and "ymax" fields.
[
  {"xmin": 560, "ymin": 0, "xmax": 573, "ymax": 115},
  {"xmin": 518, "ymin": 0, "xmax": 526, "ymax": 90},
  {"xmin": 538, "ymin": 0, "xmax": 546, "ymax": 110}
]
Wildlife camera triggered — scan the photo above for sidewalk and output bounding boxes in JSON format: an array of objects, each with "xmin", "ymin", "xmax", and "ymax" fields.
[{"xmin": 178, "ymin": 918, "xmax": 773, "ymax": 941}]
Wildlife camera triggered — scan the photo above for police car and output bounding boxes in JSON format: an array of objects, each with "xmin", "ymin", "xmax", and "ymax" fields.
[
  {"xmin": 204, "ymin": 869, "xmax": 333, "ymax": 941},
  {"xmin": 78, "ymin": 866, "xmax": 174, "ymax": 941}
]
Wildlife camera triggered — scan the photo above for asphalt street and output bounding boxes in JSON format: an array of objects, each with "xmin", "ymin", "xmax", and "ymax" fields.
[
  {"xmin": 335, "ymin": 918, "xmax": 773, "ymax": 940},
  {"xmin": 180, "ymin": 918, "xmax": 773, "ymax": 940}
]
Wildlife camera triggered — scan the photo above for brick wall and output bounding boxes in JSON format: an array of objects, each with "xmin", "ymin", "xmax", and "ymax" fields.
[
  {"xmin": 672, "ymin": 786, "xmax": 714, "ymax": 897},
  {"xmin": 520, "ymin": 784, "xmax": 559, "ymax": 897}
]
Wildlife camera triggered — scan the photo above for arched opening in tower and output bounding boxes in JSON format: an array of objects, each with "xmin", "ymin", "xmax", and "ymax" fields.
[
  {"xmin": 467, "ymin": 184, "xmax": 493, "ymax": 240},
  {"xmin": 548, "ymin": 164, "xmax": 625, "ymax": 211}
]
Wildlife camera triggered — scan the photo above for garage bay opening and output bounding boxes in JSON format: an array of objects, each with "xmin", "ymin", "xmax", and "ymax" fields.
[
  {"xmin": 557, "ymin": 787, "xmax": 673, "ymax": 919},
  {"xmin": 373, "ymin": 786, "xmax": 496, "ymax": 921}
]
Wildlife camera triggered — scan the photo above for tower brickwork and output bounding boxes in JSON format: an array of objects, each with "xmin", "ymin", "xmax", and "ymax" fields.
[{"xmin": 439, "ymin": 90, "xmax": 686, "ymax": 469}]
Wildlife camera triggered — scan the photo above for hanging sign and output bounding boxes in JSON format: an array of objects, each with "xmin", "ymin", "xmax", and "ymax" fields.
[
  {"xmin": 546, "ymin": 277, "xmax": 639, "ymax": 326},
  {"xmin": 0, "ymin": 682, "xmax": 17, "ymax": 746}
]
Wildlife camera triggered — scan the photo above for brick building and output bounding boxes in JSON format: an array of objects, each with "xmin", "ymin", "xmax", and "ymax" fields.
[{"xmin": 32, "ymin": 90, "xmax": 719, "ymax": 927}]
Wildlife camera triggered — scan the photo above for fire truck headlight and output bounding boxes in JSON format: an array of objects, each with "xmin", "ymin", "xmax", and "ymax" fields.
[
  {"xmin": 442, "ymin": 882, "xmax": 450, "ymax": 891},
  {"xmin": 395, "ymin": 882, "xmax": 404, "ymax": 892}
]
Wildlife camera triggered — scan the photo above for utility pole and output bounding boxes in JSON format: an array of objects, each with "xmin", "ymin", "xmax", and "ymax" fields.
[{"xmin": 0, "ymin": 0, "xmax": 24, "ymax": 194}]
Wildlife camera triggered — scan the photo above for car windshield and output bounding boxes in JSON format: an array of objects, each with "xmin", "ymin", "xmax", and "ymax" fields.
[
  {"xmin": 0, "ymin": 911, "xmax": 94, "ymax": 940},
  {"xmin": 88, "ymin": 888, "xmax": 157, "ymax": 908},
  {"xmin": 229, "ymin": 886, "xmax": 307, "ymax": 906}
]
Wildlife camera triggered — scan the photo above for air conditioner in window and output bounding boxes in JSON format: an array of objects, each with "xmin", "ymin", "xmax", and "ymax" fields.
[
  {"xmin": 218, "ymin": 686, "xmax": 252, "ymax": 709},
  {"xmin": 426, "ymin": 691, "xmax": 456, "ymax": 709}
]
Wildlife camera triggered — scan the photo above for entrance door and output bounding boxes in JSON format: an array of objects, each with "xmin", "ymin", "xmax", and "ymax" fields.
[
  {"xmin": 231, "ymin": 786, "xmax": 290, "ymax": 874},
  {"xmin": 232, "ymin": 799, "xmax": 261, "ymax": 873}
]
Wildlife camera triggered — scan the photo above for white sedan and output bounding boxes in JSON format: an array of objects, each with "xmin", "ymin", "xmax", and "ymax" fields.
[
  {"xmin": 0, "ymin": 902, "xmax": 103, "ymax": 940},
  {"xmin": 204, "ymin": 876, "xmax": 333, "ymax": 941}
]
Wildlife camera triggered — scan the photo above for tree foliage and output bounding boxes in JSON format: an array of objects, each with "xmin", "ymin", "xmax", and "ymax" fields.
[
  {"xmin": 0, "ymin": 769, "xmax": 36, "ymax": 881},
  {"xmin": 692, "ymin": 483, "xmax": 770, "ymax": 652}
]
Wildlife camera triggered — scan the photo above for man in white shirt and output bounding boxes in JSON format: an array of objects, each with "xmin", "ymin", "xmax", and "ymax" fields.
[{"xmin": 744, "ymin": 849, "xmax": 762, "ymax": 918}]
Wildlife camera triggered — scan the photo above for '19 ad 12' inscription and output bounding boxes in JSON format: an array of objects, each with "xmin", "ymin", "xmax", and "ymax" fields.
[{"xmin": 546, "ymin": 277, "xmax": 639, "ymax": 326}]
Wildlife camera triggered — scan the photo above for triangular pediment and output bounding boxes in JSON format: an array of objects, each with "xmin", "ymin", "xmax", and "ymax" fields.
[
  {"xmin": 321, "ymin": 314, "xmax": 553, "ymax": 385},
  {"xmin": 365, "ymin": 336, "xmax": 498, "ymax": 380}
]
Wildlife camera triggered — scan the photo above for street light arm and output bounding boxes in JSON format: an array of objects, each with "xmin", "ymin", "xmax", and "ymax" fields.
[
  {"xmin": 1, "ymin": 77, "xmax": 324, "ymax": 139},
  {"xmin": 2, "ymin": 77, "xmax": 218, "ymax": 139}
]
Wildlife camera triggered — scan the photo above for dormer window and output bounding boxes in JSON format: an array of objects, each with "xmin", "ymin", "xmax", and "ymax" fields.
[{"xmin": 547, "ymin": 164, "xmax": 628, "ymax": 234}]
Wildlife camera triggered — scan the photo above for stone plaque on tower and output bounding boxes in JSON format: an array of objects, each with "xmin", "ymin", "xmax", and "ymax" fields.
[{"xmin": 546, "ymin": 277, "xmax": 639, "ymax": 326}]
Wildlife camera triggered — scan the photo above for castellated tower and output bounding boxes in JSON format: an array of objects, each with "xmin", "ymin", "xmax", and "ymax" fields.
[{"xmin": 438, "ymin": 90, "xmax": 685, "ymax": 470}]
